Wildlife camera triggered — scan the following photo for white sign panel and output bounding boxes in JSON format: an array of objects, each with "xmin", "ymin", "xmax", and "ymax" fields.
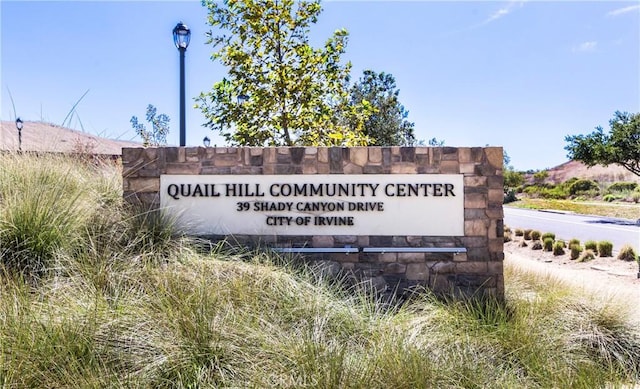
[{"xmin": 160, "ymin": 174, "xmax": 464, "ymax": 236}]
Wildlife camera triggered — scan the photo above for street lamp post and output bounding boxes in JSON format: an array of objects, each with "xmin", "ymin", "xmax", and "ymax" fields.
[
  {"xmin": 15, "ymin": 117, "xmax": 23, "ymax": 152},
  {"xmin": 173, "ymin": 22, "xmax": 191, "ymax": 146}
]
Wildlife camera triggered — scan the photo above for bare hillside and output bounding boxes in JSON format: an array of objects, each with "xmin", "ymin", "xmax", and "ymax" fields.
[
  {"xmin": 0, "ymin": 120, "xmax": 139, "ymax": 155},
  {"xmin": 539, "ymin": 160, "xmax": 639, "ymax": 184}
]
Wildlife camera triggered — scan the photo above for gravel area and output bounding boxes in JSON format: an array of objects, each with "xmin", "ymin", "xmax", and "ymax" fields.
[{"xmin": 505, "ymin": 239, "xmax": 640, "ymax": 322}]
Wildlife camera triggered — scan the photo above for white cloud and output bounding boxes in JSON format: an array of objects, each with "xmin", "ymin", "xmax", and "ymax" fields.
[
  {"xmin": 484, "ymin": 7, "xmax": 512, "ymax": 24},
  {"xmin": 607, "ymin": 5, "xmax": 640, "ymax": 17},
  {"xmin": 481, "ymin": 1, "xmax": 526, "ymax": 26},
  {"xmin": 440, "ymin": 1, "xmax": 526, "ymax": 37},
  {"xmin": 572, "ymin": 41, "xmax": 598, "ymax": 53}
]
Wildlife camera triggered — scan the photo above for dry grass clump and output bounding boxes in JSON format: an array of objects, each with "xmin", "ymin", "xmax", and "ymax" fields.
[
  {"xmin": 530, "ymin": 230, "xmax": 541, "ymax": 241},
  {"xmin": 579, "ymin": 249, "xmax": 597, "ymax": 263},
  {"xmin": 617, "ymin": 245, "xmax": 638, "ymax": 262}
]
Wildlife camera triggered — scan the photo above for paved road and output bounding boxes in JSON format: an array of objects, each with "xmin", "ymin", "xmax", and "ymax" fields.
[{"xmin": 504, "ymin": 207, "xmax": 640, "ymax": 253}]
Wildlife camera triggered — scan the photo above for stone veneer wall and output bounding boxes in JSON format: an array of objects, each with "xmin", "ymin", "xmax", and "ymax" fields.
[{"xmin": 122, "ymin": 146, "xmax": 504, "ymax": 298}]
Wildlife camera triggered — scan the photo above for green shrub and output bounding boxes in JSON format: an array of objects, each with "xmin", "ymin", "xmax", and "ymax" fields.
[
  {"xmin": 523, "ymin": 229, "xmax": 533, "ymax": 240},
  {"xmin": 530, "ymin": 230, "xmax": 541, "ymax": 241},
  {"xmin": 540, "ymin": 187, "xmax": 569, "ymax": 200},
  {"xmin": 597, "ymin": 241, "xmax": 613, "ymax": 257},
  {"xmin": 608, "ymin": 182, "xmax": 638, "ymax": 193},
  {"xmin": 553, "ymin": 242, "xmax": 565, "ymax": 256},
  {"xmin": 533, "ymin": 170, "xmax": 549, "ymax": 184},
  {"xmin": 522, "ymin": 185, "xmax": 569, "ymax": 199},
  {"xmin": 541, "ymin": 232, "xmax": 555, "ymax": 241},
  {"xmin": 578, "ymin": 249, "xmax": 596, "ymax": 262},
  {"xmin": 617, "ymin": 245, "xmax": 637, "ymax": 262},
  {"xmin": 569, "ymin": 238, "xmax": 580, "ymax": 247},
  {"xmin": 514, "ymin": 228, "xmax": 524, "ymax": 237},
  {"xmin": 504, "ymin": 189, "xmax": 518, "ymax": 204},
  {"xmin": 570, "ymin": 244, "xmax": 582, "ymax": 260},
  {"xmin": 543, "ymin": 238, "xmax": 554, "ymax": 252},
  {"xmin": 584, "ymin": 240, "xmax": 598, "ymax": 253},
  {"xmin": 522, "ymin": 185, "xmax": 540, "ymax": 197},
  {"xmin": 603, "ymin": 194, "xmax": 617, "ymax": 202},
  {"xmin": 569, "ymin": 179, "xmax": 599, "ymax": 196},
  {"xmin": 564, "ymin": 177, "xmax": 580, "ymax": 186}
]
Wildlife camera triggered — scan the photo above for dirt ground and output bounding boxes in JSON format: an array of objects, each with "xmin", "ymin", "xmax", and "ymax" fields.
[{"xmin": 504, "ymin": 239, "xmax": 640, "ymax": 322}]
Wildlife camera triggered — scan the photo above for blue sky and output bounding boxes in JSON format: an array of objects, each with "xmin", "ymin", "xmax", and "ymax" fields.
[{"xmin": 1, "ymin": 1, "xmax": 638, "ymax": 171}]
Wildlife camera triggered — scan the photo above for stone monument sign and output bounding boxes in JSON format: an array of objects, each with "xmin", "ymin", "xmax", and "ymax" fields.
[{"xmin": 123, "ymin": 146, "xmax": 504, "ymax": 298}]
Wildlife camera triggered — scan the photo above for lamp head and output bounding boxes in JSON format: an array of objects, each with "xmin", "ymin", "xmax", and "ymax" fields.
[{"xmin": 173, "ymin": 22, "xmax": 191, "ymax": 50}]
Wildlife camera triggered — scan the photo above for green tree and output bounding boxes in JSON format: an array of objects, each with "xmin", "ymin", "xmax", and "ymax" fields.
[
  {"xmin": 565, "ymin": 111, "xmax": 640, "ymax": 176},
  {"xmin": 503, "ymin": 150, "xmax": 524, "ymax": 203},
  {"xmin": 503, "ymin": 151, "xmax": 524, "ymax": 189},
  {"xmin": 349, "ymin": 70, "xmax": 415, "ymax": 146},
  {"xmin": 504, "ymin": 169, "xmax": 524, "ymax": 189},
  {"xmin": 130, "ymin": 104, "xmax": 170, "ymax": 147},
  {"xmin": 503, "ymin": 150, "xmax": 511, "ymax": 167},
  {"xmin": 196, "ymin": 0, "xmax": 371, "ymax": 146}
]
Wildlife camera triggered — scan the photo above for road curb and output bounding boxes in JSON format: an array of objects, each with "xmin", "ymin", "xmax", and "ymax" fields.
[{"xmin": 537, "ymin": 209, "xmax": 575, "ymax": 215}]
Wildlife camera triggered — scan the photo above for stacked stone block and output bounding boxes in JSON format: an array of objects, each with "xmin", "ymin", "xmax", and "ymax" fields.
[{"xmin": 123, "ymin": 146, "xmax": 504, "ymax": 298}]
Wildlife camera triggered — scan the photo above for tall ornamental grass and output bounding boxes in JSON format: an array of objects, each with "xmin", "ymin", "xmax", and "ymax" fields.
[
  {"xmin": 4, "ymin": 253, "xmax": 640, "ymax": 388},
  {"xmin": 2, "ymin": 152, "xmax": 640, "ymax": 388},
  {"xmin": 0, "ymin": 153, "xmax": 96, "ymax": 278},
  {"xmin": 0, "ymin": 152, "xmax": 190, "ymax": 281}
]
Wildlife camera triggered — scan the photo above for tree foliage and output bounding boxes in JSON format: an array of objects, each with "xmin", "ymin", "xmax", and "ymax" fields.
[
  {"xmin": 504, "ymin": 169, "xmax": 524, "ymax": 190},
  {"xmin": 565, "ymin": 111, "xmax": 640, "ymax": 177},
  {"xmin": 130, "ymin": 104, "xmax": 170, "ymax": 147},
  {"xmin": 503, "ymin": 150, "xmax": 524, "ymax": 197},
  {"xmin": 427, "ymin": 138, "xmax": 445, "ymax": 146},
  {"xmin": 196, "ymin": 0, "xmax": 372, "ymax": 146},
  {"xmin": 349, "ymin": 70, "xmax": 415, "ymax": 146},
  {"xmin": 503, "ymin": 150, "xmax": 511, "ymax": 167}
]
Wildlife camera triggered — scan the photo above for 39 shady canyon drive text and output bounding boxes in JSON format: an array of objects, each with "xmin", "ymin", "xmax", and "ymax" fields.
[{"xmin": 166, "ymin": 182, "xmax": 456, "ymax": 200}]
